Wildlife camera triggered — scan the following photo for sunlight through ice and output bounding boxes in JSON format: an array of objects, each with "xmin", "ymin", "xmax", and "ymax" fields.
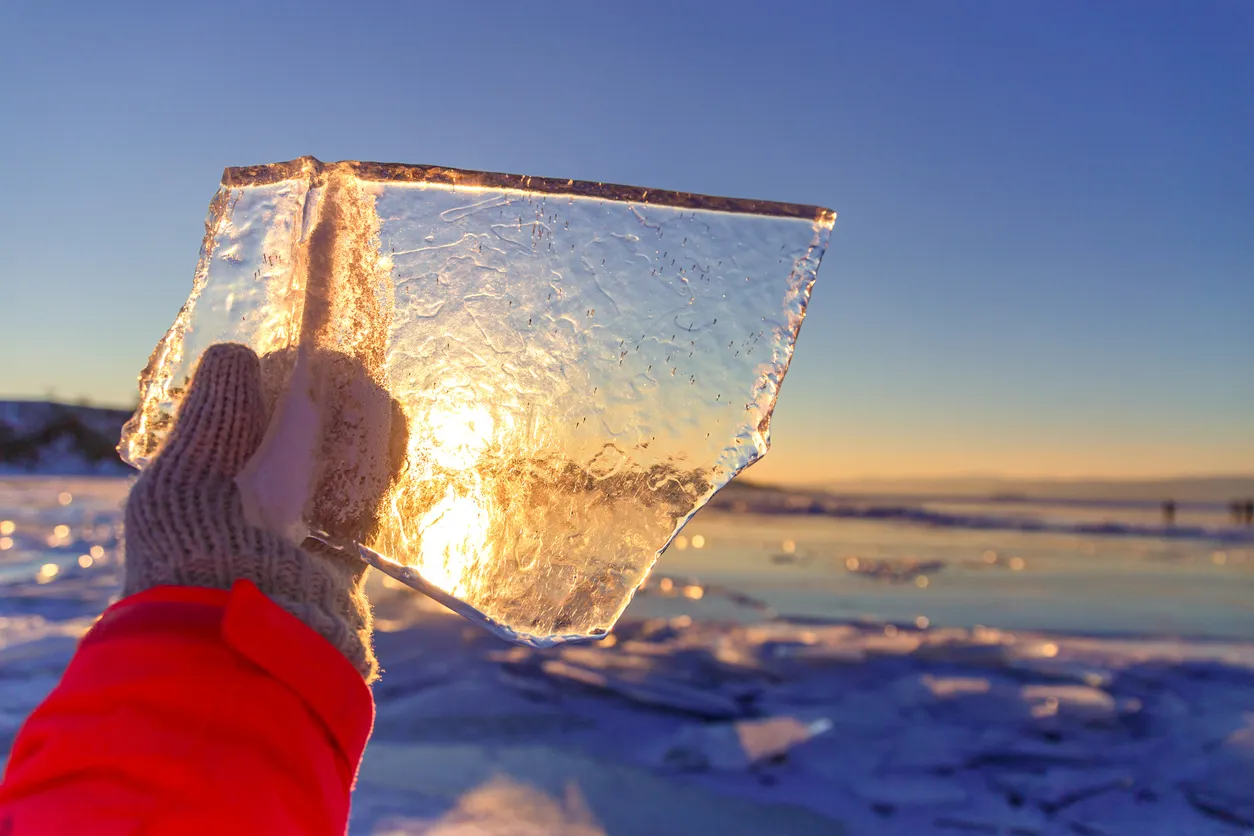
[{"xmin": 120, "ymin": 157, "xmax": 835, "ymax": 644}]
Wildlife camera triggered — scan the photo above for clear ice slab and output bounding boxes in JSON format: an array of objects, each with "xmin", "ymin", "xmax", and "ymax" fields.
[{"xmin": 120, "ymin": 157, "xmax": 834, "ymax": 644}]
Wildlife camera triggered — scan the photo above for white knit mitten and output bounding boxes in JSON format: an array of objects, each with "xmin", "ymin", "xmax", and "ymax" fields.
[{"xmin": 124, "ymin": 343, "xmax": 380, "ymax": 680}]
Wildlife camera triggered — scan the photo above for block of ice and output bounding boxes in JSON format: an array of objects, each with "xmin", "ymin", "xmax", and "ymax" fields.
[{"xmin": 120, "ymin": 157, "xmax": 834, "ymax": 644}]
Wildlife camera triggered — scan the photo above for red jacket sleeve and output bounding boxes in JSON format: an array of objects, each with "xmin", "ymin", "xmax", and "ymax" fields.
[{"xmin": 0, "ymin": 580, "xmax": 374, "ymax": 836}]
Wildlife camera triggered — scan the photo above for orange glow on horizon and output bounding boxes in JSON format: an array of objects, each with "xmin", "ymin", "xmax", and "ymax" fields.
[{"xmin": 746, "ymin": 438, "xmax": 1254, "ymax": 485}]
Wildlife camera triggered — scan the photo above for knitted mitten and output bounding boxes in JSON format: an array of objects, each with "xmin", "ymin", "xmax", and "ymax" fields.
[{"xmin": 123, "ymin": 343, "xmax": 379, "ymax": 681}]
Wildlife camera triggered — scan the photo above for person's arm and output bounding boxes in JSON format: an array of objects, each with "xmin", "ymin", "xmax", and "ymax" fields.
[
  {"xmin": 0, "ymin": 583, "xmax": 372, "ymax": 835},
  {"xmin": 0, "ymin": 344, "xmax": 388, "ymax": 835}
]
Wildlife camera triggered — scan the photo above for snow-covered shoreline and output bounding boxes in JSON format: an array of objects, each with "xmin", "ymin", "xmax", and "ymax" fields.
[{"xmin": 1, "ymin": 477, "xmax": 1250, "ymax": 834}]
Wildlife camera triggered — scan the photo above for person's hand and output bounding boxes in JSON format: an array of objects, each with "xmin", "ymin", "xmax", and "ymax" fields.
[{"xmin": 124, "ymin": 343, "xmax": 405, "ymax": 681}]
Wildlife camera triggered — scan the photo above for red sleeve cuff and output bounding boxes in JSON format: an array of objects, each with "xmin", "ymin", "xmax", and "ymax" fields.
[{"xmin": 89, "ymin": 580, "xmax": 374, "ymax": 767}]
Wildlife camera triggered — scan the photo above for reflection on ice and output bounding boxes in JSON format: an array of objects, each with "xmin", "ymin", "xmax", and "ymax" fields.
[
  {"xmin": 375, "ymin": 776, "xmax": 605, "ymax": 836},
  {"xmin": 663, "ymin": 716, "xmax": 833, "ymax": 771}
]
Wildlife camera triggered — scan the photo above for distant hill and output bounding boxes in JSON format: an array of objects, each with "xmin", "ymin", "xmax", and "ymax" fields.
[{"xmin": 0, "ymin": 401, "xmax": 133, "ymax": 475}]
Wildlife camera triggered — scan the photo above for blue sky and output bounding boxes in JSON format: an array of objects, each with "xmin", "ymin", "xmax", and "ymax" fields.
[{"xmin": 1, "ymin": 1, "xmax": 1250, "ymax": 482}]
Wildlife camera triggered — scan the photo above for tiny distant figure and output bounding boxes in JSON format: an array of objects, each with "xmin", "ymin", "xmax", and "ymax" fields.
[
  {"xmin": 1161, "ymin": 499, "xmax": 1176, "ymax": 527},
  {"xmin": 1244, "ymin": 499, "xmax": 1254, "ymax": 527},
  {"xmin": 1233, "ymin": 500, "xmax": 1246, "ymax": 525}
]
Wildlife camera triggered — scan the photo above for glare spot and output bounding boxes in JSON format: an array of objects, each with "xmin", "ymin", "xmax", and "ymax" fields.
[
  {"xmin": 0, "ymin": 520, "xmax": 14, "ymax": 536},
  {"xmin": 915, "ymin": 615, "xmax": 930, "ymax": 629},
  {"xmin": 90, "ymin": 545, "xmax": 105, "ymax": 559},
  {"xmin": 415, "ymin": 487, "xmax": 489, "ymax": 596},
  {"xmin": 781, "ymin": 539, "xmax": 796, "ymax": 554},
  {"xmin": 682, "ymin": 585, "xmax": 704, "ymax": 600},
  {"xmin": 845, "ymin": 557, "xmax": 860, "ymax": 571},
  {"xmin": 659, "ymin": 577, "xmax": 674, "ymax": 593},
  {"xmin": 884, "ymin": 624, "xmax": 898, "ymax": 637},
  {"xmin": 57, "ymin": 492, "xmax": 73, "ymax": 506},
  {"xmin": 674, "ymin": 536, "xmax": 688, "ymax": 551},
  {"xmin": 78, "ymin": 555, "xmax": 93, "ymax": 569},
  {"xmin": 1040, "ymin": 642, "xmax": 1059, "ymax": 658},
  {"xmin": 1008, "ymin": 557, "xmax": 1027, "ymax": 571},
  {"xmin": 0, "ymin": 537, "xmax": 12, "ymax": 551},
  {"xmin": 422, "ymin": 403, "xmax": 496, "ymax": 471},
  {"xmin": 37, "ymin": 563, "xmax": 59, "ymax": 583},
  {"xmin": 982, "ymin": 550, "xmax": 998, "ymax": 564},
  {"xmin": 915, "ymin": 575, "xmax": 930, "ymax": 589},
  {"xmin": 691, "ymin": 534, "xmax": 706, "ymax": 549},
  {"xmin": 54, "ymin": 524, "xmax": 70, "ymax": 539}
]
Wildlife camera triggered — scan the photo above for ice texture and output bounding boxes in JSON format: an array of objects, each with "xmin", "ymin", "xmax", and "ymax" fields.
[{"xmin": 119, "ymin": 157, "xmax": 834, "ymax": 644}]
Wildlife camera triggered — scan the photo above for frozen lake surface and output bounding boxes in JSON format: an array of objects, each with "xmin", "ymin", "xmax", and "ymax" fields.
[{"xmin": 1, "ymin": 477, "xmax": 1251, "ymax": 834}]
